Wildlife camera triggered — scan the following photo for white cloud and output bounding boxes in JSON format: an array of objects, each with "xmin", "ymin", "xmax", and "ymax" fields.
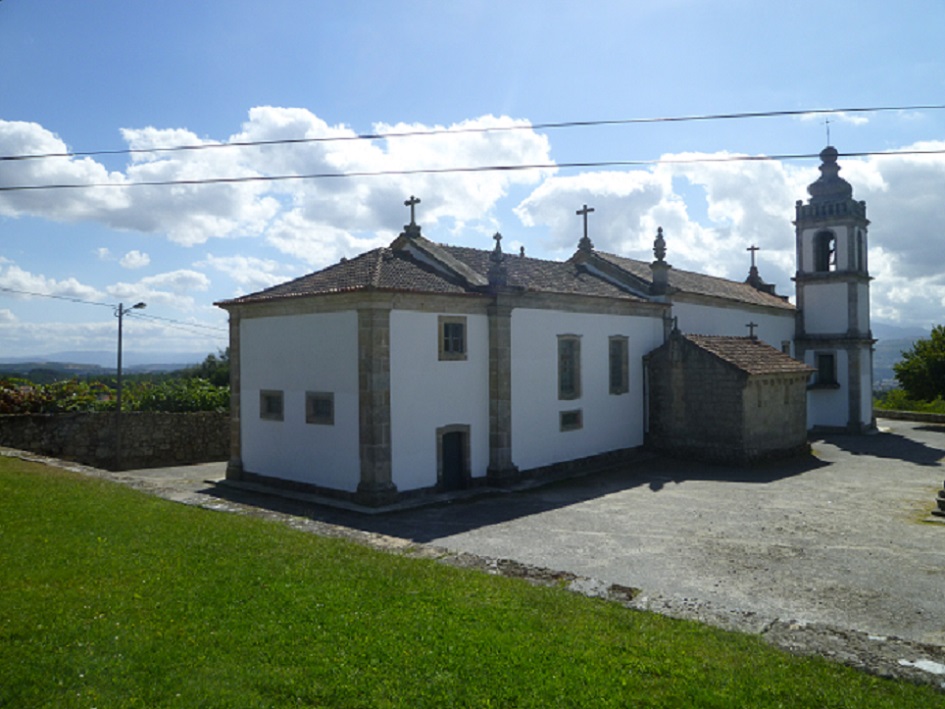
[
  {"xmin": 96, "ymin": 247, "xmax": 112, "ymax": 260},
  {"xmin": 0, "ymin": 308, "xmax": 17, "ymax": 324},
  {"xmin": 0, "ymin": 262, "xmax": 105, "ymax": 303},
  {"xmin": 0, "ymin": 111, "xmax": 554, "ymax": 261},
  {"xmin": 0, "ymin": 316, "xmax": 226, "ymax": 359},
  {"xmin": 120, "ymin": 250, "xmax": 151, "ymax": 269},
  {"xmin": 515, "ymin": 144, "xmax": 945, "ymax": 330},
  {"xmin": 232, "ymin": 108, "xmax": 555, "ymax": 267},
  {"xmin": 107, "ymin": 269, "xmax": 211, "ymax": 311},
  {"xmin": 798, "ymin": 111, "xmax": 870, "ymax": 127},
  {"xmin": 515, "ymin": 153, "xmax": 803, "ymax": 288},
  {"xmin": 198, "ymin": 253, "xmax": 299, "ymax": 293}
]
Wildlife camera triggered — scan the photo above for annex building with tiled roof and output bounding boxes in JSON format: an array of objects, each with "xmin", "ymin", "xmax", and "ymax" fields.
[{"xmin": 217, "ymin": 147, "xmax": 875, "ymax": 507}]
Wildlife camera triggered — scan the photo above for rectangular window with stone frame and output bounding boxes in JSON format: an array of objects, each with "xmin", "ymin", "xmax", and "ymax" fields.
[
  {"xmin": 558, "ymin": 334, "xmax": 581, "ymax": 400},
  {"xmin": 559, "ymin": 408, "xmax": 583, "ymax": 431},
  {"xmin": 305, "ymin": 391, "xmax": 334, "ymax": 425},
  {"xmin": 609, "ymin": 335, "xmax": 629, "ymax": 395},
  {"xmin": 439, "ymin": 315, "xmax": 467, "ymax": 361},
  {"xmin": 812, "ymin": 352, "xmax": 839, "ymax": 388},
  {"xmin": 259, "ymin": 390, "xmax": 284, "ymax": 421}
]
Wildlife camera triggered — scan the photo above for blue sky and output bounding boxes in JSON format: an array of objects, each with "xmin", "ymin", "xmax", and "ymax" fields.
[{"xmin": 1, "ymin": 0, "xmax": 944, "ymax": 360}]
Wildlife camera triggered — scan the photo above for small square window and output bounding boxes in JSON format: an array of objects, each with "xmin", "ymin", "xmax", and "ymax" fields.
[
  {"xmin": 259, "ymin": 390, "xmax": 284, "ymax": 421},
  {"xmin": 560, "ymin": 409, "xmax": 583, "ymax": 431},
  {"xmin": 306, "ymin": 392, "xmax": 334, "ymax": 425},
  {"xmin": 439, "ymin": 316, "xmax": 467, "ymax": 361}
]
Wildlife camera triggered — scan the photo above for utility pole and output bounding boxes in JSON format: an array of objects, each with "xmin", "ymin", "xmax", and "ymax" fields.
[{"xmin": 114, "ymin": 301, "xmax": 146, "ymax": 469}]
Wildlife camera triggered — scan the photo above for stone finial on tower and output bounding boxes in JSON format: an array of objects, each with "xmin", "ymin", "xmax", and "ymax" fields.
[
  {"xmin": 650, "ymin": 226, "xmax": 671, "ymax": 295},
  {"xmin": 653, "ymin": 226, "xmax": 667, "ymax": 263},
  {"xmin": 807, "ymin": 146, "xmax": 853, "ymax": 204},
  {"xmin": 402, "ymin": 195, "xmax": 422, "ymax": 238},
  {"xmin": 488, "ymin": 231, "xmax": 508, "ymax": 287},
  {"xmin": 576, "ymin": 204, "xmax": 595, "ymax": 252}
]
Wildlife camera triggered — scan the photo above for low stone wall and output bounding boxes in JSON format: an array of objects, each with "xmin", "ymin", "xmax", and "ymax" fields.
[
  {"xmin": 876, "ymin": 410, "xmax": 945, "ymax": 424},
  {"xmin": 0, "ymin": 412, "xmax": 229, "ymax": 470}
]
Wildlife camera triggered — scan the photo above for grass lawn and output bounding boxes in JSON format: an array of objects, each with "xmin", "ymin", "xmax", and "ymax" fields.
[{"xmin": 1, "ymin": 457, "xmax": 943, "ymax": 708}]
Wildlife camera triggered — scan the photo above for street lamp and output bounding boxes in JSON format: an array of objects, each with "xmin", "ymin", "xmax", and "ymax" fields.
[{"xmin": 114, "ymin": 301, "xmax": 146, "ymax": 469}]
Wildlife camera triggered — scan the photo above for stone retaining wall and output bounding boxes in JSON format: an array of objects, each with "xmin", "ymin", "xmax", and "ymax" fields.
[
  {"xmin": 0, "ymin": 412, "xmax": 229, "ymax": 470},
  {"xmin": 876, "ymin": 410, "xmax": 945, "ymax": 424}
]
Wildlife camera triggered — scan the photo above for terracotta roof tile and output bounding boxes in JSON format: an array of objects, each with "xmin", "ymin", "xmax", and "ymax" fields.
[
  {"xmin": 596, "ymin": 252, "xmax": 794, "ymax": 311},
  {"xmin": 220, "ymin": 240, "xmax": 651, "ymax": 306},
  {"xmin": 441, "ymin": 245, "xmax": 645, "ymax": 300},
  {"xmin": 684, "ymin": 335, "xmax": 813, "ymax": 375}
]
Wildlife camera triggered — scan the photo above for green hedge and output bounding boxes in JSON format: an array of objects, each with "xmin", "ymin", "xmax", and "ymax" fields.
[
  {"xmin": 874, "ymin": 388, "xmax": 945, "ymax": 415},
  {"xmin": 0, "ymin": 377, "xmax": 229, "ymax": 414}
]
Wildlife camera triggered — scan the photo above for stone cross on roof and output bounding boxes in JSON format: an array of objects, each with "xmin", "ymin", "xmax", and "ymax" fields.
[
  {"xmin": 404, "ymin": 195, "xmax": 421, "ymax": 225},
  {"xmin": 746, "ymin": 321, "xmax": 758, "ymax": 339},
  {"xmin": 576, "ymin": 204, "xmax": 595, "ymax": 252},
  {"xmin": 402, "ymin": 195, "xmax": 422, "ymax": 238},
  {"xmin": 747, "ymin": 244, "xmax": 759, "ymax": 269}
]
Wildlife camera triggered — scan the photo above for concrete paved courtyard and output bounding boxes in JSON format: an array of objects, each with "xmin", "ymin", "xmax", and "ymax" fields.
[{"xmin": 101, "ymin": 417, "xmax": 945, "ymax": 651}]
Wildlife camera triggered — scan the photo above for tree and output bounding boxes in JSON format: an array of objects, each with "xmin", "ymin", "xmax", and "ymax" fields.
[
  {"xmin": 894, "ymin": 325, "xmax": 945, "ymax": 401},
  {"xmin": 182, "ymin": 348, "xmax": 230, "ymax": 387}
]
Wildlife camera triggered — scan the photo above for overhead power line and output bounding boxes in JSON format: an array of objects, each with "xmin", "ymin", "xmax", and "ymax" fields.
[
  {"xmin": 2, "ymin": 103, "xmax": 943, "ymax": 163},
  {"xmin": 0, "ymin": 286, "xmax": 227, "ymax": 337},
  {"xmin": 131, "ymin": 311, "xmax": 227, "ymax": 335},
  {"xmin": 0, "ymin": 286, "xmax": 113, "ymax": 308},
  {"xmin": 1, "ymin": 147, "xmax": 944, "ymax": 194}
]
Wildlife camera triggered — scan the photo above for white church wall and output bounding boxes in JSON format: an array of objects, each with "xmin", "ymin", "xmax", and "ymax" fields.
[
  {"xmin": 806, "ymin": 348, "xmax": 849, "ymax": 427},
  {"xmin": 389, "ymin": 310, "xmax": 490, "ymax": 492},
  {"xmin": 857, "ymin": 283, "xmax": 870, "ymax": 332},
  {"xmin": 858, "ymin": 348, "xmax": 874, "ymax": 423},
  {"xmin": 240, "ymin": 311, "xmax": 361, "ymax": 491},
  {"xmin": 672, "ymin": 301, "xmax": 795, "ymax": 349},
  {"xmin": 510, "ymin": 308, "xmax": 663, "ymax": 471},
  {"xmin": 802, "ymin": 283, "xmax": 850, "ymax": 334}
]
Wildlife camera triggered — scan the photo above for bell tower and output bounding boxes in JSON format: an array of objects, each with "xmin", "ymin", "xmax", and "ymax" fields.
[{"xmin": 794, "ymin": 146, "xmax": 874, "ymax": 432}]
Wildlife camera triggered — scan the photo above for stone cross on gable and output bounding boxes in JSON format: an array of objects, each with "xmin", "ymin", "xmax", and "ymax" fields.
[
  {"xmin": 404, "ymin": 195, "xmax": 421, "ymax": 225},
  {"xmin": 576, "ymin": 204, "xmax": 594, "ymax": 237},
  {"xmin": 576, "ymin": 204, "xmax": 595, "ymax": 251},
  {"xmin": 491, "ymin": 231, "xmax": 504, "ymax": 259},
  {"xmin": 747, "ymin": 244, "xmax": 759, "ymax": 269},
  {"xmin": 746, "ymin": 321, "xmax": 758, "ymax": 339}
]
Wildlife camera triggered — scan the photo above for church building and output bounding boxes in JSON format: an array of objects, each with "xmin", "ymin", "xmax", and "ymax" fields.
[{"xmin": 216, "ymin": 147, "xmax": 874, "ymax": 507}]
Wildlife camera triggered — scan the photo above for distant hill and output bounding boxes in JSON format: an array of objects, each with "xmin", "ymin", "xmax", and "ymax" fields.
[
  {"xmin": 872, "ymin": 322, "xmax": 931, "ymax": 390},
  {"xmin": 873, "ymin": 338, "xmax": 916, "ymax": 389},
  {"xmin": 0, "ymin": 351, "xmax": 205, "ymax": 380}
]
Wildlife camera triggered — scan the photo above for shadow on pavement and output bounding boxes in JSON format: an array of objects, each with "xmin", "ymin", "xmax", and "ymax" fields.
[
  {"xmin": 820, "ymin": 429, "xmax": 945, "ymax": 466},
  {"xmin": 198, "ymin": 451, "xmax": 830, "ymax": 544}
]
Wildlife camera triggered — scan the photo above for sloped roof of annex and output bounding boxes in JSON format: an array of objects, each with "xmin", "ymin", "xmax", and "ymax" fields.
[{"xmin": 681, "ymin": 334, "xmax": 813, "ymax": 376}]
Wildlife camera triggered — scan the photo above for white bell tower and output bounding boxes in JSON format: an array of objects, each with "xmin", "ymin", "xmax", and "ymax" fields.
[{"xmin": 794, "ymin": 146, "xmax": 874, "ymax": 433}]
